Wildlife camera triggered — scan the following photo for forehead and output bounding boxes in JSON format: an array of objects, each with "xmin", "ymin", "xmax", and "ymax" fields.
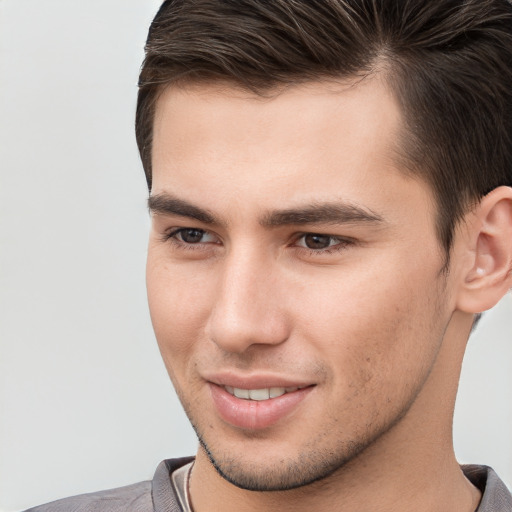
[
  {"xmin": 150, "ymin": 78, "xmax": 432, "ymax": 227},
  {"xmin": 152, "ymin": 77, "xmax": 400, "ymax": 166}
]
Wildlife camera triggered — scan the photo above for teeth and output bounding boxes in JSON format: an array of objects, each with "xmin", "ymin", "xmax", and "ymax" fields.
[
  {"xmin": 248, "ymin": 388, "xmax": 270, "ymax": 401},
  {"xmin": 233, "ymin": 388, "xmax": 250, "ymax": 399},
  {"xmin": 269, "ymin": 387, "xmax": 286, "ymax": 398},
  {"xmin": 226, "ymin": 386, "xmax": 304, "ymax": 401}
]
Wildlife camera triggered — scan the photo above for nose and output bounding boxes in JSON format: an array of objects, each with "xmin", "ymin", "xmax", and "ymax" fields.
[{"xmin": 206, "ymin": 250, "xmax": 290, "ymax": 354}]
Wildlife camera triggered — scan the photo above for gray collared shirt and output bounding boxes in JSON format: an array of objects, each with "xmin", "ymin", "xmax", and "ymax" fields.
[{"xmin": 25, "ymin": 458, "xmax": 512, "ymax": 511}]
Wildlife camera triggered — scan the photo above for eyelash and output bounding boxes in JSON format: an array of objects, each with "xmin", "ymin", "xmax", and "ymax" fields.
[
  {"xmin": 162, "ymin": 228, "xmax": 354, "ymax": 256},
  {"xmin": 161, "ymin": 228, "xmax": 219, "ymax": 251},
  {"xmin": 293, "ymin": 233, "xmax": 353, "ymax": 254}
]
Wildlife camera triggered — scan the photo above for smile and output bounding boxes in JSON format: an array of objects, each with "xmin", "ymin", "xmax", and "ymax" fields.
[
  {"xmin": 223, "ymin": 386, "xmax": 308, "ymax": 401},
  {"xmin": 210, "ymin": 383, "xmax": 314, "ymax": 429}
]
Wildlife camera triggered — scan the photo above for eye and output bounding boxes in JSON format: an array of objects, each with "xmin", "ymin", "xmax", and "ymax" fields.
[
  {"xmin": 169, "ymin": 228, "xmax": 218, "ymax": 245},
  {"xmin": 296, "ymin": 233, "xmax": 346, "ymax": 250}
]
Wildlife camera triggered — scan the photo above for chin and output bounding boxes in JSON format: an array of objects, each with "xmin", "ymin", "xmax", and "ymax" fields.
[{"xmin": 195, "ymin": 428, "xmax": 369, "ymax": 492}]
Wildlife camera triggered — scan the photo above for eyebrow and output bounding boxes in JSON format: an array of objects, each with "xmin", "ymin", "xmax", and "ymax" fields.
[
  {"xmin": 148, "ymin": 194, "xmax": 216, "ymax": 224},
  {"xmin": 261, "ymin": 202, "xmax": 384, "ymax": 227},
  {"xmin": 148, "ymin": 193, "xmax": 385, "ymax": 228}
]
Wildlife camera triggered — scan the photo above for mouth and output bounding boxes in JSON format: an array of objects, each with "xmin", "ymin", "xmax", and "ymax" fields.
[
  {"xmin": 208, "ymin": 381, "xmax": 315, "ymax": 429},
  {"xmin": 223, "ymin": 385, "xmax": 309, "ymax": 401}
]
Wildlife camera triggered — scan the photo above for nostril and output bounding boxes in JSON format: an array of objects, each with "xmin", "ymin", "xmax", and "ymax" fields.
[{"xmin": 207, "ymin": 311, "xmax": 290, "ymax": 353}]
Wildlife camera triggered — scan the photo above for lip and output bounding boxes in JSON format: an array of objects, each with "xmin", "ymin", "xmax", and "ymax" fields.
[
  {"xmin": 208, "ymin": 380, "xmax": 315, "ymax": 430},
  {"xmin": 204, "ymin": 372, "xmax": 313, "ymax": 390}
]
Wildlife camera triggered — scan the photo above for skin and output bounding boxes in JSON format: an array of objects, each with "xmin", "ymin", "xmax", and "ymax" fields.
[{"xmin": 147, "ymin": 77, "xmax": 485, "ymax": 511}]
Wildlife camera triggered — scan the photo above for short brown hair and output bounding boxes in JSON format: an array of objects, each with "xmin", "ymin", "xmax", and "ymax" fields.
[{"xmin": 136, "ymin": 0, "xmax": 512, "ymax": 252}]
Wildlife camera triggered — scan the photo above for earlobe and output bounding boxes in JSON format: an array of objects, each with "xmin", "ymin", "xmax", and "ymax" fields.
[{"xmin": 456, "ymin": 186, "xmax": 512, "ymax": 314}]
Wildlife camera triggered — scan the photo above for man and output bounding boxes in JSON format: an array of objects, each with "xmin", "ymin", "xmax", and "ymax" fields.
[{"xmin": 27, "ymin": 0, "xmax": 512, "ymax": 511}]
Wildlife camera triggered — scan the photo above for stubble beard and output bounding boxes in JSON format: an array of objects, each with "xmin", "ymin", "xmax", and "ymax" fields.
[
  {"xmin": 195, "ymin": 429, "xmax": 367, "ymax": 491},
  {"xmin": 175, "ymin": 347, "xmax": 444, "ymax": 492},
  {"xmin": 172, "ymin": 327, "xmax": 447, "ymax": 492},
  {"xmin": 171, "ymin": 279, "xmax": 449, "ymax": 492},
  {"xmin": 186, "ymin": 398, "xmax": 418, "ymax": 492}
]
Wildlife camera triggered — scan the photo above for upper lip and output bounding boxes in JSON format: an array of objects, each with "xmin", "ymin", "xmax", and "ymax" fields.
[{"xmin": 204, "ymin": 371, "xmax": 314, "ymax": 390}]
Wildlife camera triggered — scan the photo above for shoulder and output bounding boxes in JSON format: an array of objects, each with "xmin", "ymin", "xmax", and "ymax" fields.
[
  {"xmin": 24, "ymin": 457, "xmax": 195, "ymax": 512},
  {"xmin": 23, "ymin": 481, "xmax": 153, "ymax": 512}
]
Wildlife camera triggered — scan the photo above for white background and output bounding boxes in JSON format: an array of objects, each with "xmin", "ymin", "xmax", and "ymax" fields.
[{"xmin": 0, "ymin": 1, "xmax": 511, "ymax": 510}]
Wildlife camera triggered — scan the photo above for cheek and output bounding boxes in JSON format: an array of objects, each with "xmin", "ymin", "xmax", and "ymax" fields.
[
  {"xmin": 292, "ymin": 260, "xmax": 446, "ymax": 389},
  {"xmin": 146, "ymin": 252, "xmax": 215, "ymax": 365},
  {"xmin": 295, "ymin": 278, "xmax": 447, "ymax": 440}
]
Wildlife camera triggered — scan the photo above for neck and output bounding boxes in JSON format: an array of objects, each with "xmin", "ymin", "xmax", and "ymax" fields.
[{"xmin": 189, "ymin": 312, "xmax": 481, "ymax": 512}]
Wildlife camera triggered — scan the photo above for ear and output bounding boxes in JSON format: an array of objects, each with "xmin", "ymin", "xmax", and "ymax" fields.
[{"xmin": 455, "ymin": 186, "xmax": 512, "ymax": 314}]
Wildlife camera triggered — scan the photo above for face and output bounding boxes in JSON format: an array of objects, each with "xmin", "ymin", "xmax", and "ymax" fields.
[{"xmin": 147, "ymin": 78, "xmax": 454, "ymax": 491}]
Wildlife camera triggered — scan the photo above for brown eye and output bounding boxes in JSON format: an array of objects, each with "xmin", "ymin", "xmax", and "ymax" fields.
[
  {"xmin": 166, "ymin": 227, "xmax": 219, "ymax": 247},
  {"xmin": 177, "ymin": 229, "xmax": 206, "ymax": 243},
  {"xmin": 302, "ymin": 234, "xmax": 333, "ymax": 249}
]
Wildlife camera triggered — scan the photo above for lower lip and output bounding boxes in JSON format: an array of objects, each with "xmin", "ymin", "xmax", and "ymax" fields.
[{"xmin": 209, "ymin": 384, "xmax": 313, "ymax": 430}]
